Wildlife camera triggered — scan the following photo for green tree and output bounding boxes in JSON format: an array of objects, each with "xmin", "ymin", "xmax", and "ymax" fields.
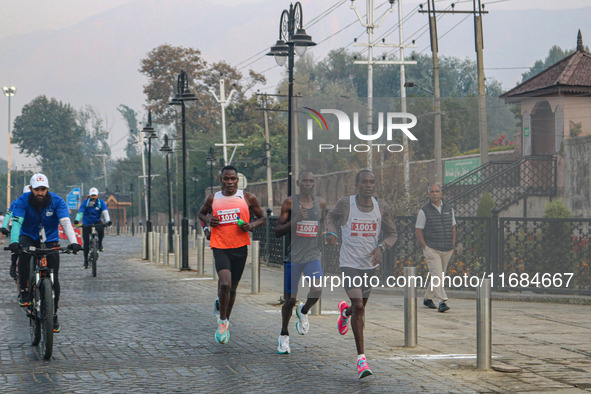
[
  {"xmin": 520, "ymin": 44, "xmax": 590, "ymax": 82},
  {"xmin": 12, "ymin": 95, "xmax": 90, "ymax": 193},
  {"xmin": 537, "ymin": 200, "xmax": 574, "ymax": 278},
  {"xmin": 117, "ymin": 104, "xmax": 140, "ymax": 158}
]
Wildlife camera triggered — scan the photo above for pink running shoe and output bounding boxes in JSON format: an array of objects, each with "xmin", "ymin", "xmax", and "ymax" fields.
[
  {"xmin": 337, "ymin": 300, "xmax": 350, "ymax": 335},
  {"xmin": 357, "ymin": 356, "xmax": 373, "ymax": 379}
]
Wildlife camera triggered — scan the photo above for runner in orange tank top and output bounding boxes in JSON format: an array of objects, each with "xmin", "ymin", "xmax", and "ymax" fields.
[{"xmin": 198, "ymin": 165, "xmax": 266, "ymax": 344}]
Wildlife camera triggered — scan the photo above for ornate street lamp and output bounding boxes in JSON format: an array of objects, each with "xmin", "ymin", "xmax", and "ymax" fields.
[
  {"xmin": 141, "ymin": 110, "xmax": 158, "ymax": 260},
  {"xmin": 160, "ymin": 134, "xmax": 174, "ymax": 254},
  {"xmin": 129, "ymin": 182, "xmax": 135, "ymax": 236},
  {"xmin": 3, "ymin": 86, "xmax": 16, "ymax": 209},
  {"xmin": 115, "ymin": 184, "xmax": 121, "ymax": 236},
  {"xmin": 267, "ymin": 2, "xmax": 315, "ymax": 301},
  {"xmin": 169, "ymin": 70, "xmax": 197, "ymax": 271},
  {"xmin": 267, "ymin": 2, "xmax": 315, "ymax": 197}
]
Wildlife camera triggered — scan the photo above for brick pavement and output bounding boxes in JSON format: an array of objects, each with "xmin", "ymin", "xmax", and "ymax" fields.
[{"xmin": 0, "ymin": 235, "xmax": 590, "ymax": 392}]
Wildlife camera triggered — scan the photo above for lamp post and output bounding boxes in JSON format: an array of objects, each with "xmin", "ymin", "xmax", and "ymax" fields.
[
  {"xmin": 141, "ymin": 110, "xmax": 158, "ymax": 259},
  {"xmin": 115, "ymin": 184, "xmax": 121, "ymax": 236},
  {"xmin": 404, "ymin": 81, "xmax": 442, "ymax": 184},
  {"xmin": 160, "ymin": 134, "xmax": 174, "ymax": 254},
  {"xmin": 267, "ymin": 2, "xmax": 315, "ymax": 197},
  {"xmin": 3, "ymin": 86, "xmax": 15, "ymax": 208},
  {"xmin": 205, "ymin": 147, "xmax": 216, "ymax": 196},
  {"xmin": 192, "ymin": 166, "xmax": 200, "ymax": 226},
  {"xmin": 169, "ymin": 70, "xmax": 197, "ymax": 271},
  {"xmin": 129, "ymin": 182, "xmax": 135, "ymax": 236}
]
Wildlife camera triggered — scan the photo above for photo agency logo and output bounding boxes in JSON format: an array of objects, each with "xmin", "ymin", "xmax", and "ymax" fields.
[{"xmin": 303, "ymin": 107, "xmax": 418, "ymax": 153}]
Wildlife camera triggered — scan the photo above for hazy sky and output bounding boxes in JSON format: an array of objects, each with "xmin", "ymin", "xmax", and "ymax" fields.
[{"xmin": 0, "ymin": 0, "xmax": 590, "ymax": 171}]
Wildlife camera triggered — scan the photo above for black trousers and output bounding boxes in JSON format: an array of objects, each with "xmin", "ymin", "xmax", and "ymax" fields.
[
  {"xmin": 83, "ymin": 224, "xmax": 105, "ymax": 261},
  {"xmin": 18, "ymin": 236, "xmax": 61, "ymax": 311}
]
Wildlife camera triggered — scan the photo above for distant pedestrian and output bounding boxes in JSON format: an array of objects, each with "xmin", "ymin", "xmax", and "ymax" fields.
[
  {"xmin": 326, "ymin": 170, "xmax": 398, "ymax": 379},
  {"xmin": 415, "ymin": 183, "xmax": 456, "ymax": 313}
]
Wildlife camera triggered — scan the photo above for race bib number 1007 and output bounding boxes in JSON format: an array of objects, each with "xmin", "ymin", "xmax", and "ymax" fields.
[{"xmin": 296, "ymin": 220, "xmax": 319, "ymax": 237}]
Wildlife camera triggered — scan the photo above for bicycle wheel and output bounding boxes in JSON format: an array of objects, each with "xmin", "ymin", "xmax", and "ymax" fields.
[
  {"xmin": 39, "ymin": 278, "xmax": 54, "ymax": 360},
  {"xmin": 91, "ymin": 237, "xmax": 98, "ymax": 277},
  {"xmin": 30, "ymin": 286, "xmax": 41, "ymax": 346}
]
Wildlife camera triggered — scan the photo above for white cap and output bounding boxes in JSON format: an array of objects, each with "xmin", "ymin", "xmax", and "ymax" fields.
[
  {"xmin": 23, "ymin": 185, "xmax": 31, "ymax": 194},
  {"xmin": 89, "ymin": 187, "xmax": 99, "ymax": 196},
  {"xmin": 30, "ymin": 174, "xmax": 49, "ymax": 189}
]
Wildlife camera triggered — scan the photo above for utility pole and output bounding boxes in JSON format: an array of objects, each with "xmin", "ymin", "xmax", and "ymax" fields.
[
  {"xmin": 262, "ymin": 94, "xmax": 274, "ymax": 213},
  {"xmin": 420, "ymin": 1, "xmax": 489, "ymax": 182},
  {"xmin": 397, "ymin": 0, "xmax": 413, "ymax": 206},
  {"xmin": 95, "ymin": 153, "xmax": 108, "ymax": 191},
  {"xmin": 350, "ymin": 0, "xmax": 416, "ymax": 175},
  {"xmin": 209, "ymin": 79, "xmax": 240, "ymax": 165},
  {"xmin": 474, "ymin": 0, "xmax": 488, "ymax": 165}
]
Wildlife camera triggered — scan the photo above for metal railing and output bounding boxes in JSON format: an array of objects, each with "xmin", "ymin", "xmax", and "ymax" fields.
[
  {"xmin": 443, "ymin": 156, "xmax": 557, "ymax": 216},
  {"xmin": 253, "ymin": 212, "xmax": 591, "ymax": 295}
]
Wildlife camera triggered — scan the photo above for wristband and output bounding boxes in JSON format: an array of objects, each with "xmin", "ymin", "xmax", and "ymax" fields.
[
  {"xmin": 324, "ymin": 231, "xmax": 338, "ymax": 240},
  {"xmin": 377, "ymin": 243, "xmax": 385, "ymax": 253}
]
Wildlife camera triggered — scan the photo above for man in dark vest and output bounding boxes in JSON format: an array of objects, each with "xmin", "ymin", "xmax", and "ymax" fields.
[{"xmin": 415, "ymin": 183, "xmax": 455, "ymax": 313}]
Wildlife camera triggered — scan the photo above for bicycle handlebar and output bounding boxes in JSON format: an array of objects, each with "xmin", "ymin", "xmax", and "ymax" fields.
[{"xmin": 3, "ymin": 246, "xmax": 73, "ymax": 255}]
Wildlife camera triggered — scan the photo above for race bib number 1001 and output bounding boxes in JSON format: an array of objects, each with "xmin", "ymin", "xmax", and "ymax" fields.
[
  {"xmin": 350, "ymin": 219, "xmax": 378, "ymax": 237},
  {"xmin": 296, "ymin": 220, "xmax": 319, "ymax": 237},
  {"xmin": 217, "ymin": 208, "xmax": 240, "ymax": 224}
]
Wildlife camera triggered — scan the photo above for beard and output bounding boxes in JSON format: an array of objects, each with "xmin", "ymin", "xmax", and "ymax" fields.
[{"xmin": 29, "ymin": 192, "xmax": 52, "ymax": 211}]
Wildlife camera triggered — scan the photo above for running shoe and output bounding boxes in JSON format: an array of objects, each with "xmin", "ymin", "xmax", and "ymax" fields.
[
  {"xmin": 215, "ymin": 319, "xmax": 230, "ymax": 344},
  {"xmin": 18, "ymin": 292, "xmax": 30, "ymax": 307},
  {"xmin": 277, "ymin": 335, "xmax": 290, "ymax": 354},
  {"xmin": 337, "ymin": 300, "xmax": 350, "ymax": 335},
  {"xmin": 213, "ymin": 298, "xmax": 220, "ymax": 319},
  {"xmin": 357, "ymin": 356, "xmax": 373, "ymax": 379},
  {"xmin": 295, "ymin": 302, "xmax": 309, "ymax": 335},
  {"xmin": 53, "ymin": 314, "xmax": 61, "ymax": 333}
]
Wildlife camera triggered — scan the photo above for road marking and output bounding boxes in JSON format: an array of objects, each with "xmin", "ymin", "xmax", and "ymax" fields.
[
  {"xmin": 388, "ymin": 354, "xmax": 499, "ymax": 360},
  {"xmin": 263, "ymin": 310, "xmax": 340, "ymax": 314}
]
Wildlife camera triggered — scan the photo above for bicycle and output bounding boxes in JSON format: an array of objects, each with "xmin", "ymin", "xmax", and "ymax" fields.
[
  {"xmin": 6, "ymin": 245, "xmax": 73, "ymax": 360},
  {"xmin": 84, "ymin": 223, "xmax": 105, "ymax": 277}
]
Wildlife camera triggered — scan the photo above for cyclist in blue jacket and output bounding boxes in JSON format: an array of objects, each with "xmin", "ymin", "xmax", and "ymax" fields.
[
  {"xmin": 74, "ymin": 187, "xmax": 111, "ymax": 268},
  {"xmin": 1, "ymin": 184, "xmax": 32, "ymax": 280},
  {"xmin": 8, "ymin": 174, "xmax": 82, "ymax": 332}
]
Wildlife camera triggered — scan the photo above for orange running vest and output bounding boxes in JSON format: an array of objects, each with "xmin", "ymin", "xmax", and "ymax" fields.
[{"xmin": 210, "ymin": 190, "xmax": 251, "ymax": 249}]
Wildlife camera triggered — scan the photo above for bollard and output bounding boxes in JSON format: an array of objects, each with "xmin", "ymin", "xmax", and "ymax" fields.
[
  {"xmin": 477, "ymin": 278, "xmax": 492, "ymax": 370},
  {"xmin": 404, "ymin": 266, "xmax": 418, "ymax": 347},
  {"xmin": 197, "ymin": 236, "xmax": 205, "ymax": 275},
  {"xmin": 251, "ymin": 241, "xmax": 260, "ymax": 294},
  {"xmin": 310, "ymin": 298, "xmax": 321, "ymax": 316},
  {"xmin": 142, "ymin": 234, "xmax": 147, "ymax": 260},
  {"xmin": 148, "ymin": 232, "xmax": 154, "ymax": 261},
  {"xmin": 155, "ymin": 233, "xmax": 161, "ymax": 264},
  {"xmin": 164, "ymin": 245, "xmax": 169, "ymax": 266},
  {"xmin": 174, "ymin": 234, "xmax": 181, "ymax": 269}
]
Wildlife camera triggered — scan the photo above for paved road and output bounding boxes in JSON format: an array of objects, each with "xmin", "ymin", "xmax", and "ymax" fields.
[{"xmin": 1, "ymin": 235, "xmax": 590, "ymax": 392}]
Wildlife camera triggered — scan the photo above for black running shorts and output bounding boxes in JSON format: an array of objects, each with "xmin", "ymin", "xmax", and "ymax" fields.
[{"xmin": 213, "ymin": 246, "xmax": 248, "ymax": 283}]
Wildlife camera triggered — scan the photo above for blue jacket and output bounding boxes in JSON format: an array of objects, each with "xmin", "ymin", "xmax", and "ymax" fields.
[
  {"xmin": 77, "ymin": 197, "xmax": 108, "ymax": 225},
  {"xmin": 11, "ymin": 192, "xmax": 70, "ymax": 242}
]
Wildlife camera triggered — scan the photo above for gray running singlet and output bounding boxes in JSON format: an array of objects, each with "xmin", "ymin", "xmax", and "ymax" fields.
[{"xmin": 285, "ymin": 195, "xmax": 322, "ymax": 264}]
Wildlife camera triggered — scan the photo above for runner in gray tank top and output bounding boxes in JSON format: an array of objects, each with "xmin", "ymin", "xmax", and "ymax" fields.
[
  {"xmin": 274, "ymin": 171, "xmax": 326, "ymax": 354},
  {"xmin": 326, "ymin": 170, "xmax": 398, "ymax": 379}
]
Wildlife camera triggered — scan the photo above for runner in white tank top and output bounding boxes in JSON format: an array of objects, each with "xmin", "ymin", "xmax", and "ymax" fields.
[{"xmin": 326, "ymin": 170, "xmax": 398, "ymax": 379}]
